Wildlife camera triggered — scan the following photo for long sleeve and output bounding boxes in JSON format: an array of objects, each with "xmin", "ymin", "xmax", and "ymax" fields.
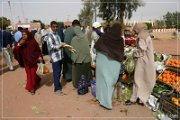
[
  {"xmin": 13, "ymin": 45, "xmax": 24, "ymax": 67},
  {"xmin": 47, "ymin": 34, "xmax": 62, "ymax": 51},
  {"xmin": 134, "ymin": 38, "xmax": 148, "ymax": 58}
]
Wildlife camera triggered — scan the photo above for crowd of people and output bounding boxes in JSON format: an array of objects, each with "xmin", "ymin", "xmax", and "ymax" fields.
[{"xmin": 0, "ymin": 20, "xmax": 155, "ymax": 110}]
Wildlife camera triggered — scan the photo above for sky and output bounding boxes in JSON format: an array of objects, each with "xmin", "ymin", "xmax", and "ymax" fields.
[{"xmin": 1, "ymin": 0, "xmax": 179, "ymax": 25}]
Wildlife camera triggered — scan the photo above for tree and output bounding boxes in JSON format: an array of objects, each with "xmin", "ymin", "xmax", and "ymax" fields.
[
  {"xmin": 98, "ymin": 0, "xmax": 144, "ymax": 28},
  {"xmin": 154, "ymin": 20, "xmax": 165, "ymax": 29},
  {"xmin": 0, "ymin": 17, "xmax": 11, "ymax": 28},
  {"xmin": 163, "ymin": 12, "xmax": 180, "ymax": 29},
  {"xmin": 31, "ymin": 20, "xmax": 45, "ymax": 29},
  {"xmin": 145, "ymin": 22, "xmax": 152, "ymax": 30},
  {"xmin": 78, "ymin": 0, "xmax": 94, "ymax": 27},
  {"xmin": 57, "ymin": 22, "xmax": 64, "ymax": 27}
]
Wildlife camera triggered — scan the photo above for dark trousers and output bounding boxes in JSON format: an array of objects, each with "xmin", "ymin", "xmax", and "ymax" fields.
[{"xmin": 52, "ymin": 60, "xmax": 62, "ymax": 91}]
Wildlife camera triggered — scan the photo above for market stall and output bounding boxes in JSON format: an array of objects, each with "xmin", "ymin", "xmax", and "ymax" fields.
[{"xmin": 121, "ymin": 46, "xmax": 180, "ymax": 120}]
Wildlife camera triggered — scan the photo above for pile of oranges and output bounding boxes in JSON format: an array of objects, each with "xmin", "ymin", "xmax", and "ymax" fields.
[
  {"xmin": 158, "ymin": 70, "xmax": 180, "ymax": 92},
  {"xmin": 166, "ymin": 58, "xmax": 180, "ymax": 68}
]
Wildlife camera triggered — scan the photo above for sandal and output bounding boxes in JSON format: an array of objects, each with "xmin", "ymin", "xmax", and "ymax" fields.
[
  {"xmin": 137, "ymin": 99, "xmax": 144, "ymax": 106},
  {"xmin": 30, "ymin": 90, "xmax": 35, "ymax": 95},
  {"xmin": 124, "ymin": 100, "xmax": 136, "ymax": 105}
]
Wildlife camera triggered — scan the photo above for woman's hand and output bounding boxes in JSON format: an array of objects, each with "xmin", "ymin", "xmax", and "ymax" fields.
[
  {"xmin": 18, "ymin": 39, "xmax": 26, "ymax": 46},
  {"xmin": 38, "ymin": 57, "xmax": 43, "ymax": 63}
]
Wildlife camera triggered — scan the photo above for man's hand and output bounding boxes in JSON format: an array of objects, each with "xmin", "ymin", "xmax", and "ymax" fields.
[
  {"xmin": 69, "ymin": 48, "xmax": 76, "ymax": 53},
  {"xmin": 61, "ymin": 43, "xmax": 73, "ymax": 48},
  {"xmin": 6, "ymin": 44, "xmax": 10, "ymax": 48}
]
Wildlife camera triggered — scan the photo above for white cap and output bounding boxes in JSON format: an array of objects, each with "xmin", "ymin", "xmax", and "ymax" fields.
[
  {"xmin": 92, "ymin": 22, "xmax": 101, "ymax": 28},
  {"xmin": 41, "ymin": 29, "xmax": 48, "ymax": 36}
]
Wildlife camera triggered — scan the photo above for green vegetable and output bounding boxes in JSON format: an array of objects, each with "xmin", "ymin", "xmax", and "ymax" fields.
[
  {"xmin": 153, "ymin": 83, "xmax": 171, "ymax": 94},
  {"xmin": 125, "ymin": 57, "xmax": 135, "ymax": 74},
  {"xmin": 122, "ymin": 86, "xmax": 133, "ymax": 101},
  {"xmin": 154, "ymin": 53, "xmax": 162, "ymax": 62}
]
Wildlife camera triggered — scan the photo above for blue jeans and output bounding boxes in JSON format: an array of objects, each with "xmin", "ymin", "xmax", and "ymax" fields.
[{"xmin": 52, "ymin": 60, "xmax": 62, "ymax": 91}]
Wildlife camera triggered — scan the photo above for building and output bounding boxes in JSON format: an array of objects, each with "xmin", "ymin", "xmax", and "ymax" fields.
[
  {"xmin": 15, "ymin": 22, "xmax": 41, "ymax": 31},
  {"xmin": 63, "ymin": 20, "xmax": 72, "ymax": 27}
]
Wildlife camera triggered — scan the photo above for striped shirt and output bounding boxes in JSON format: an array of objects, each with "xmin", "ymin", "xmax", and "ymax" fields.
[{"xmin": 47, "ymin": 30, "xmax": 63, "ymax": 62}]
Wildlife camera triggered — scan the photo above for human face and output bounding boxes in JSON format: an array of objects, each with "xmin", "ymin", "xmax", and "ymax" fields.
[
  {"xmin": 22, "ymin": 32, "xmax": 28, "ymax": 40},
  {"xmin": 51, "ymin": 24, "xmax": 58, "ymax": 32}
]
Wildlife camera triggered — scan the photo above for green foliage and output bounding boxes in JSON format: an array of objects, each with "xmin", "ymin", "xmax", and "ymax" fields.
[
  {"xmin": 172, "ymin": 31, "xmax": 177, "ymax": 37},
  {"xmin": 0, "ymin": 17, "xmax": 11, "ymax": 28},
  {"xmin": 154, "ymin": 20, "xmax": 165, "ymax": 29},
  {"xmin": 98, "ymin": 0, "xmax": 144, "ymax": 25},
  {"xmin": 31, "ymin": 20, "xmax": 45, "ymax": 29},
  {"xmin": 57, "ymin": 22, "xmax": 64, "ymax": 27},
  {"xmin": 78, "ymin": 0, "xmax": 95, "ymax": 26},
  {"xmin": 145, "ymin": 22, "xmax": 152, "ymax": 30},
  {"xmin": 163, "ymin": 11, "xmax": 180, "ymax": 28}
]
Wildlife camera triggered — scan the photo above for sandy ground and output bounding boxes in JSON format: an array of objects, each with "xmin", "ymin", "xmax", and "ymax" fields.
[{"xmin": 0, "ymin": 32, "xmax": 179, "ymax": 120}]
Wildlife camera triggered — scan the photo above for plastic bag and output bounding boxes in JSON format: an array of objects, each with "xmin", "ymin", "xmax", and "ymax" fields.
[
  {"xmin": 36, "ymin": 63, "xmax": 50, "ymax": 77},
  {"xmin": 90, "ymin": 80, "xmax": 96, "ymax": 97},
  {"xmin": 77, "ymin": 75, "xmax": 89, "ymax": 95}
]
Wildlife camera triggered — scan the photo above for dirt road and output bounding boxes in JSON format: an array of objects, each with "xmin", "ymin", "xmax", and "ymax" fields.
[{"xmin": 0, "ymin": 32, "xmax": 179, "ymax": 120}]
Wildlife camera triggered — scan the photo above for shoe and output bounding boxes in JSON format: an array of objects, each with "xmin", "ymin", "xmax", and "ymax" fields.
[
  {"xmin": 66, "ymin": 79, "xmax": 72, "ymax": 82},
  {"xmin": 9, "ymin": 67, "xmax": 14, "ymax": 71},
  {"xmin": 30, "ymin": 90, "xmax": 35, "ymax": 95},
  {"xmin": 100, "ymin": 105, "xmax": 112, "ymax": 110},
  {"xmin": 124, "ymin": 100, "xmax": 136, "ymax": 105},
  {"xmin": 55, "ymin": 90, "xmax": 61, "ymax": 96},
  {"xmin": 37, "ymin": 79, "xmax": 41, "ymax": 87},
  {"xmin": 137, "ymin": 98, "xmax": 144, "ymax": 106}
]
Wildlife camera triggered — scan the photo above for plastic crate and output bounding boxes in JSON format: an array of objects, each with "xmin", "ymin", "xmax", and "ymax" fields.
[
  {"xmin": 159, "ymin": 93, "xmax": 180, "ymax": 120},
  {"xmin": 152, "ymin": 81, "xmax": 173, "ymax": 98}
]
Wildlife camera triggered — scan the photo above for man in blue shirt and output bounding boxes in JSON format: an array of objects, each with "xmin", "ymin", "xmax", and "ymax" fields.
[
  {"xmin": 47, "ymin": 21, "xmax": 65, "ymax": 96},
  {"xmin": 1, "ymin": 26, "xmax": 14, "ymax": 71},
  {"xmin": 14, "ymin": 27, "xmax": 23, "ymax": 44}
]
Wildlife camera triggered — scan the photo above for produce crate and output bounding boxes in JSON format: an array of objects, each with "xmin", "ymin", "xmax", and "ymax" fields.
[
  {"xmin": 165, "ymin": 55, "xmax": 180, "ymax": 73},
  {"xmin": 157, "ymin": 69, "xmax": 180, "ymax": 92},
  {"xmin": 166, "ymin": 67, "xmax": 180, "ymax": 75},
  {"xmin": 152, "ymin": 81, "xmax": 173, "ymax": 98},
  {"xmin": 159, "ymin": 92, "xmax": 180, "ymax": 120}
]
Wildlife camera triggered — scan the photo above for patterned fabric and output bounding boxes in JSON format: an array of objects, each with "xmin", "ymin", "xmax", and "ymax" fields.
[{"xmin": 47, "ymin": 30, "xmax": 63, "ymax": 62}]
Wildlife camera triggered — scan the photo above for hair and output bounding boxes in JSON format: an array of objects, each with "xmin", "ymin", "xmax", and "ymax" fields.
[
  {"xmin": 72, "ymin": 19, "xmax": 80, "ymax": 26},
  {"xmin": 2, "ymin": 25, "xmax": 7, "ymax": 30},
  {"xmin": 18, "ymin": 27, "xmax": 23, "ymax": 31},
  {"xmin": 50, "ymin": 21, "xmax": 58, "ymax": 26}
]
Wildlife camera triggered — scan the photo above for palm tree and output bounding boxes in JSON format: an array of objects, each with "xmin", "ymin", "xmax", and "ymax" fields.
[
  {"xmin": 99, "ymin": 0, "xmax": 144, "ymax": 28},
  {"xmin": 78, "ymin": 0, "xmax": 94, "ymax": 27}
]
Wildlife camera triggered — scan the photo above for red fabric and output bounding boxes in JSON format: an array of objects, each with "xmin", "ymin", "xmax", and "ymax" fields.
[
  {"xmin": 24, "ymin": 65, "xmax": 40, "ymax": 91},
  {"xmin": 13, "ymin": 30, "xmax": 42, "ymax": 67},
  {"xmin": 13, "ymin": 46, "xmax": 24, "ymax": 67}
]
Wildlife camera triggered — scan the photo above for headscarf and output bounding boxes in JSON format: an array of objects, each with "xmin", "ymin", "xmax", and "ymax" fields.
[
  {"xmin": 57, "ymin": 26, "xmax": 64, "ymax": 42},
  {"xmin": 13, "ymin": 30, "xmax": 42, "ymax": 67},
  {"xmin": 94, "ymin": 23, "xmax": 124, "ymax": 62},
  {"xmin": 70, "ymin": 26, "xmax": 91, "ymax": 63},
  {"xmin": 132, "ymin": 23, "xmax": 150, "ymax": 40}
]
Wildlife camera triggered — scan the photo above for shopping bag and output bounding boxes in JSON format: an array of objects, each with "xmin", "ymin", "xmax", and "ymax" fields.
[
  {"xmin": 36, "ymin": 63, "xmax": 50, "ymax": 77},
  {"xmin": 90, "ymin": 80, "xmax": 96, "ymax": 97}
]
